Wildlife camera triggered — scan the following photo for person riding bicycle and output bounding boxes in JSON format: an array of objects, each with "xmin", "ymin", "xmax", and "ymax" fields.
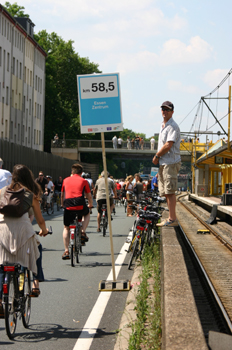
[
  {"xmin": 0, "ymin": 164, "xmax": 49, "ymax": 316},
  {"xmin": 94, "ymin": 171, "xmax": 117, "ymax": 233},
  {"xmin": 46, "ymin": 175, "xmax": 54, "ymax": 212},
  {"xmin": 35, "ymin": 171, "xmax": 49, "ymax": 208},
  {"xmin": 61, "ymin": 163, "xmax": 93, "ymax": 260}
]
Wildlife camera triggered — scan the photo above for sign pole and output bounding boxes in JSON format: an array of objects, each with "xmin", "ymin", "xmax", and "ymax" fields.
[
  {"xmin": 77, "ymin": 73, "xmax": 130, "ymax": 291},
  {"xmin": 101, "ymin": 132, "xmax": 116, "ymax": 281}
]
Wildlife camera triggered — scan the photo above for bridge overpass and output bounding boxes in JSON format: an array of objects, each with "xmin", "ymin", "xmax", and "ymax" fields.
[{"xmin": 51, "ymin": 139, "xmax": 193, "ymax": 162}]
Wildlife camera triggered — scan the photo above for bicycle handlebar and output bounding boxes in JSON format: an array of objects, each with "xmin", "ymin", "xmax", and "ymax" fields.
[{"xmin": 35, "ymin": 226, "xmax": 53, "ymax": 235}]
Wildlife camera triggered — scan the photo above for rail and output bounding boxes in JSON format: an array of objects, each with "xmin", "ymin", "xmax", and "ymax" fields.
[
  {"xmin": 51, "ymin": 139, "xmax": 210, "ymax": 152},
  {"xmin": 51, "ymin": 139, "xmax": 158, "ymax": 150}
]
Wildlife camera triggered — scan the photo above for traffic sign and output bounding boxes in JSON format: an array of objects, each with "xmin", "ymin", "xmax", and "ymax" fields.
[{"xmin": 77, "ymin": 73, "xmax": 123, "ymax": 134}]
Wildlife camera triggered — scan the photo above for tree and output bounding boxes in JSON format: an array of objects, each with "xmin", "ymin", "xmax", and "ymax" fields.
[
  {"xmin": 4, "ymin": 2, "xmax": 29, "ymax": 17},
  {"xmin": 34, "ymin": 30, "xmax": 101, "ymax": 151}
]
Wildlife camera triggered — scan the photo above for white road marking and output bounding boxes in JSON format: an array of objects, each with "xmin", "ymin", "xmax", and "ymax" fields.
[{"xmin": 73, "ymin": 230, "xmax": 132, "ymax": 350}]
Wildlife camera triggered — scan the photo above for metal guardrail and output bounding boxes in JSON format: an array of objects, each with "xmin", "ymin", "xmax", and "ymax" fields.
[
  {"xmin": 51, "ymin": 139, "xmax": 158, "ymax": 150},
  {"xmin": 51, "ymin": 139, "xmax": 211, "ymax": 153}
]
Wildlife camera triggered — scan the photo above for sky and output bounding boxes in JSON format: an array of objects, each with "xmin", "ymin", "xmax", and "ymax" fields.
[{"xmin": 13, "ymin": 0, "xmax": 232, "ymax": 142}]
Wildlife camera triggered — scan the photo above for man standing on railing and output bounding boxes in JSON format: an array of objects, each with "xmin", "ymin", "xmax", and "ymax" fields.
[
  {"xmin": 118, "ymin": 136, "xmax": 122, "ymax": 148},
  {"xmin": 152, "ymin": 101, "xmax": 181, "ymax": 227},
  {"xmin": 150, "ymin": 137, "xmax": 155, "ymax": 150},
  {"xmin": 112, "ymin": 135, "xmax": 117, "ymax": 149}
]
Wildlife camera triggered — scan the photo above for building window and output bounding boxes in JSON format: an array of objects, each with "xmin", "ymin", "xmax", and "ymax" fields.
[
  {"xmin": 12, "ymin": 57, "xmax": 15, "ymax": 75},
  {"xmin": 0, "ymin": 47, "xmax": 2, "ymax": 66},
  {"xmin": 5, "ymin": 119, "xmax": 8, "ymax": 139},
  {"xmin": 6, "ymin": 87, "xmax": 8, "ymax": 105},
  {"xmin": 18, "ymin": 123, "xmax": 20, "ymax": 142},
  {"xmin": 7, "ymin": 52, "xmax": 10, "ymax": 71},
  {"xmin": 10, "ymin": 121, "xmax": 13, "ymax": 139}
]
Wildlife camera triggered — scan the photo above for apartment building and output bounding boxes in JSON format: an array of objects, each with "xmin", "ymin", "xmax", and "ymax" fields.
[{"xmin": 0, "ymin": 5, "xmax": 47, "ymax": 151}]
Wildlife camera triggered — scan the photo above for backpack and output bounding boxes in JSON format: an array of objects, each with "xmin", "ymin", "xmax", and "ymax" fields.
[{"xmin": 0, "ymin": 184, "xmax": 27, "ymax": 217}]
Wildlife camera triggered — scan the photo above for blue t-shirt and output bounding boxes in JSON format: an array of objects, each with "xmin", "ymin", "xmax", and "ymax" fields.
[{"xmin": 151, "ymin": 176, "xmax": 158, "ymax": 191}]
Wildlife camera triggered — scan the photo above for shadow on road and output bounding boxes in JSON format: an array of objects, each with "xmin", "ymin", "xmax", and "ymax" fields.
[{"xmin": 10, "ymin": 323, "xmax": 116, "ymax": 343}]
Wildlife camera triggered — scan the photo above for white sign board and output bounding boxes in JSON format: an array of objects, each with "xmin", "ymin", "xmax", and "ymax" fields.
[{"xmin": 77, "ymin": 73, "xmax": 123, "ymax": 134}]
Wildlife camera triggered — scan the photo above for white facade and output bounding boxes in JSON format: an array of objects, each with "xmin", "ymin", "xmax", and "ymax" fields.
[{"xmin": 0, "ymin": 5, "xmax": 46, "ymax": 151}]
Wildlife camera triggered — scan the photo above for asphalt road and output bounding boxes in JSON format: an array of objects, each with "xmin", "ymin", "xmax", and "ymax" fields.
[{"xmin": 0, "ymin": 204, "xmax": 136, "ymax": 349}]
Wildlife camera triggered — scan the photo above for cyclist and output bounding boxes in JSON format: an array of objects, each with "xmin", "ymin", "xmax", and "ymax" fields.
[
  {"xmin": 0, "ymin": 164, "xmax": 49, "ymax": 316},
  {"xmin": 35, "ymin": 171, "xmax": 49, "ymax": 209},
  {"xmin": 61, "ymin": 163, "xmax": 93, "ymax": 260},
  {"xmin": 94, "ymin": 171, "xmax": 117, "ymax": 232},
  {"xmin": 54, "ymin": 176, "xmax": 63, "ymax": 206},
  {"xmin": 46, "ymin": 175, "xmax": 54, "ymax": 212}
]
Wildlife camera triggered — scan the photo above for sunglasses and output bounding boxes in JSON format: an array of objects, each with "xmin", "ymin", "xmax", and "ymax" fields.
[
  {"xmin": 39, "ymin": 174, "xmax": 43, "ymax": 176},
  {"xmin": 161, "ymin": 107, "xmax": 171, "ymax": 111}
]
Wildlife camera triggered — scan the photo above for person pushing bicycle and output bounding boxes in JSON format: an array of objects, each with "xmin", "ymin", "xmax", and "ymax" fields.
[{"xmin": 61, "ymin": 164, "xmax": 93, "ymax": 260}]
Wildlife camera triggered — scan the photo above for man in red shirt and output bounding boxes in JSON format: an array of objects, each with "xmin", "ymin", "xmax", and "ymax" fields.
[{"xmin": 61, "ymin": 163, "xmax": 93, "ymax": 260}]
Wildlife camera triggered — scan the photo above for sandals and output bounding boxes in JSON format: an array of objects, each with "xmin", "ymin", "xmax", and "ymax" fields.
[
  {"xmin": 97, "ymin": 228, "xmax": 101, "ymax": 232},
  {"xmin": 29, "ymin": 288, "xmax": 40, "ymax": 298},
  {"xmin": 62, "ymin": 251, "xmax": 70, "ymax": 260},
  {"xmin": 81, "ymin": 233, "xmax": 89, "ymax": 242}
]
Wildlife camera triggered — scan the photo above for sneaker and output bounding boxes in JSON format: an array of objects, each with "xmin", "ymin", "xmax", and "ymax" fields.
[
  {"xmin": 156, "ymin": 219, "xmax": 168, "ymax": 227},
  {"xmin": 163, "ymin": 219, "xmax": 178, "ymax": 227}
]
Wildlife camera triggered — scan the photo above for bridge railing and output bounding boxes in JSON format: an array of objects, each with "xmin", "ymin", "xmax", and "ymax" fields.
[{"xmin": 51, "ymin": 139, "xmax": 158, "ymax": 150}]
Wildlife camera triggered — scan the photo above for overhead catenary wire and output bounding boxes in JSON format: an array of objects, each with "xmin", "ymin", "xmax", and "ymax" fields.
[{"xmin": 179, "ymin": 68, "xmax": 232, "ymax": 136}]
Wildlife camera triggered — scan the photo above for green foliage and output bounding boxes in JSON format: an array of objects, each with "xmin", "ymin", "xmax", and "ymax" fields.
[
  {"xmin": 34, "ymin": 30, "xmax": 101, "ymax": 151},
  {"xmin": 4, "ymin": 2, "xmax": 29, "ymax": 17}
]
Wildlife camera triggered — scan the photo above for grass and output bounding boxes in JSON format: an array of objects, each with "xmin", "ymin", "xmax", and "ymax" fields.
[{"xmin": 128, "ymin": 241, "xmax": 161, "ymax": 350}]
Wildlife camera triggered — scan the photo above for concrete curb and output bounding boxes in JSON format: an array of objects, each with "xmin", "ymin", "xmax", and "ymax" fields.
[{"xmin": 114, "ymin": 263, "xmax": 142, "ymax": 350}]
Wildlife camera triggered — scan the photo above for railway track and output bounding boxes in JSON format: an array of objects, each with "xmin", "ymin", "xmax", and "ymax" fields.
[{"xmin": 176, "ymin": 194, "xmax": 232, "ymax": 334}]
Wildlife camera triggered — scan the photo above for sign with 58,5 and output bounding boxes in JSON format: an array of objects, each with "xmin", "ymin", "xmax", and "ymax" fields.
[{"xmin": 77, "ymin": 73, "xmax": 123, "ymax": 134}]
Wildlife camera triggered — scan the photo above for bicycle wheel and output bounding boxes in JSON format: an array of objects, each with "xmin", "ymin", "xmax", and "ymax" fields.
[
  {"xmin": 22, "ymin": 269, "xmax": 31, "ymax": 328},
  {"xmin": 146, "ymin": 227, "xmax": 152, "ymax": 246},
  {"xmin": 128, "ymin": 239, "xmax": 139, "ymax": 270},
  {"xmin": 57, "ymin": 198, "xmax": 60, "ymax": 211},
  {"xmin": 46, "ymin": 204, "xmax": 51, "ymax": 215},
  {"xmin": 4, "ymin": 274, "xmax": 17, "ymax": 339},
  {"xmin": 124, "ymin": 200, "xmax": 127, "ymax": 213},
  {"xmin": 139, "ymin": 234, "xmax": 145, "ymax": 259},
  {"xmin": 70, "ymin": 243, "xmax": 75, "ymax": 267},
  {"xmin": 75, "ymin": 227, "xmax": 80, "ymax": 263},
  {"xmin": 103, "ymin": 218, "xmax": 106, "ymax": 237}
]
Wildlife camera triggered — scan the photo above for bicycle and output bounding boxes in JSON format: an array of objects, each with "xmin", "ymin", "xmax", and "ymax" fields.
[
  {"xmin": 1, "ymin": 227, "xmax": 53, "ymax": 339},
  {"xmin": 69, "ymin": 215, "xmax": 83, "ymax": 267},
  {"xmin": 1, "ymin": 263, "xmax": 32, "ymax": 339},
  {"xmin": 127, "ymin": 218, "xmax": 147, "ymax": 269},
  {"xmin": 100, "ymin": 204, "xmax": 108, "ymax": 237},
  {"xmin": 54, "ymin": 191, "xmax": 61, "ymax": 211},
  {"xmin": 40, "ymin": 194, "xmax": 52, "ymax": 215}
]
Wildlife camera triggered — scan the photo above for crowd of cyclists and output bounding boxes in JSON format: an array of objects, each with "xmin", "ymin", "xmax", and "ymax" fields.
[{"xmin": 0, "ymin": 162, "xmax": 158, "ymax": 312}]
